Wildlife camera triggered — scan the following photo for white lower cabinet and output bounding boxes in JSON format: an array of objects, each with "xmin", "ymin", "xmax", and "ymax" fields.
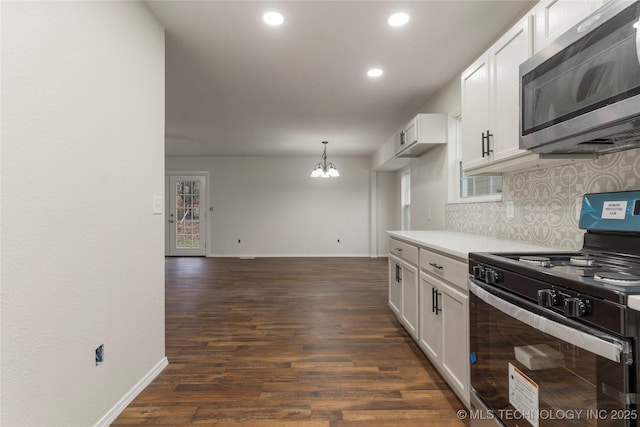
[
  {"xmin": 388, "ymin": 238, "xmax": 470, "ymax": 408},
  {"xmin": 400, "ymin": 262, "xmax": 419, "ymax": 339},
  {"xmin": 388, "ymin": 257, "xmax": 402, "ymax": 316},
  {"xmin": 388, "ymin": 254, "xmax": 419, "ymax": 340},
  {"xmin": 419, "ymin": 271, "xmax": 470, "ymax": 408},
  {"xmin": 418, "ymin": 273, "xmax": 441, "ymax": 361}
]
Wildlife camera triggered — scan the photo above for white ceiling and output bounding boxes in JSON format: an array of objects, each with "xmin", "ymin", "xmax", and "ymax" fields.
[{"xmin": 146, "ymin": 1, "xmax": 535, "ymax": 157}]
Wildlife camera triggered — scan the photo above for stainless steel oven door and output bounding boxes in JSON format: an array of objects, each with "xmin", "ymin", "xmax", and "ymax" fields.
[{"xmin": 469, "ymin": 279, "xmax": 636, "ymax": 427}]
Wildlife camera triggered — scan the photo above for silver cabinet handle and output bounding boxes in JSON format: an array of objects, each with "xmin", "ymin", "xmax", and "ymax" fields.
[
  {"xmin": 394, "ymin": 247, "xmax": 403, "ymax": 252},
  {"xmin": 429, "ymin": 262, "xmax": 443, "ymax": 270}
]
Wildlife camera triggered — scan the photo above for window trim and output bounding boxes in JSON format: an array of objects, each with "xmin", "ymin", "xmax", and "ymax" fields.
[{"xmin": 400, "ymin": 168, "xmax": 411, "ymax": 230}]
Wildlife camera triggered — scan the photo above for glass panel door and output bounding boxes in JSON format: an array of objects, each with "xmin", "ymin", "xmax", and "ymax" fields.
[{"xmin": 168, "ymin": 175, "xmax": 206, "ymax": 256}]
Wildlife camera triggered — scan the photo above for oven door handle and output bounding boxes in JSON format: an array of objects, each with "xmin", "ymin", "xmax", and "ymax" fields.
[{"xmin": 469, "ymin": 278, "xmax": 632, "ymax": 365}]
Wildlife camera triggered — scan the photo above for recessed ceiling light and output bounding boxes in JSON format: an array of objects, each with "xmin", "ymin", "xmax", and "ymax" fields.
[
  {"xmin": 263, "ymin": 11, "xmax": 284, "ymax": 26},
  {"xmin": 388, "ymin": 12, "xmax": 409, "ymax": 27},
  {"xmin": 367, "ymin": 68, "xmax": 383, "ymax": 78}
]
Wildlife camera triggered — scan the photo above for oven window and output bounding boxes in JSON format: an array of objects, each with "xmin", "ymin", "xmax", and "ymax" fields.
[
  {"xmin": 470, "ymin": 292, "xmax": 632, "ymax": 427},
  {"xmin": 521, "ymin": 2, "xmax": 640, "ymax": 136}
]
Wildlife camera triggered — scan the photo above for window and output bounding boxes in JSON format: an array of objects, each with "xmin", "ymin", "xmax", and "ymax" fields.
[
  {"xmin": 401, "ymin": 169, "xmax": 411, "ymax": 230},
  {"xmin": 454, "ymin": 116, "xmax": 502, "ymax": 201},
  {"xmin": 460, "ymin": 171, "xmax": 502, "ymax": 198}
]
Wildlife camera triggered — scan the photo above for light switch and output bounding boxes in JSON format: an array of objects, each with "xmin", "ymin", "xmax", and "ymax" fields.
[
  {"xmin": 152, "ymin": 196, "xmax": 163, "ymax": 215},
  {"xmin": 506, "ymin": 201, "xmax": 515, "ymax": 219}
]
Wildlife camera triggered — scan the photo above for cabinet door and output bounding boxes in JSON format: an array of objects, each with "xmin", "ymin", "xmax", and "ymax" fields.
[
  {"xmin": 489, "ymin": 16, "xmax": 531, "ymax": 163},
  {"xmin": 404, "ymin": 117, "xmax": 418, "ymax": 147},
  {"xmin": 388, "ymin": 257, "xmax": 401, "ymax": 316},
  {"xmin": 418, "ymin": 273, "xmax": 442, "ymax": 363},
  {"xmin": 533, "ymin": 0, "xmax": 606, "ymax": 53},
  {"xmin": 461, "ymin": 54, "xmax": 490, "ymax": 171},
  {"xmin": 401, "ymin": 263, "xmax": 419, "ymax": 339},
  {"xmin": 440, "ymin": 283, "xmax": 470, "ymax": 407}
]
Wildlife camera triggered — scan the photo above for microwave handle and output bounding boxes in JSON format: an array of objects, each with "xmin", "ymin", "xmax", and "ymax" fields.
[{"xmin": 469, "ymin": 278, "xmax": 630, "ymax": 364}]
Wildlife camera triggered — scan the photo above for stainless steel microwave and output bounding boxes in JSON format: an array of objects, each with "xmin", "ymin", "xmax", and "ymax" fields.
[{"xmin": 520, "ymin": 1, "xmax": 640, "ymax": 155}]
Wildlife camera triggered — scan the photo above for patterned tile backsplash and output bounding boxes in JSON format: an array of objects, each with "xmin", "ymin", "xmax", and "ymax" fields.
[{"xmin": 445, "ymin": 149, "xmax": 640, "ymax": 250}]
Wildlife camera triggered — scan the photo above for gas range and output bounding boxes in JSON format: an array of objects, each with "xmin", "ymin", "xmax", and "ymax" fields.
[
  {"xmin": 469, "ymin": 190, "xmax": 640, "ymax": 337},
  {"xmin": 469, "ymin": 191, "xmax": 640, "ymax": 427}
]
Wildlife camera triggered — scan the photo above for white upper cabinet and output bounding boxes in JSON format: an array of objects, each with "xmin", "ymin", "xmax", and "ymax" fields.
[
  {"xmin": 460, "ymin": 0, "xmax": 606, "ymax": 175},
  {"xmin": 395, "ymin": 113, "xmax": 448, "ymax": 158},
  {"xmin": 489, "ymin": 17, "xmax": 531, "ymax": 164},
  {"xmin": 532, "ymin": 0, "xmax": 607, "ymax": 54},
  {"xmin": 461, "ymin": 55, "xmax": 490, "ymax": 170},
  {"xmin": 462, "ymin": 16, "xmax": 531, "ymax": 173}
]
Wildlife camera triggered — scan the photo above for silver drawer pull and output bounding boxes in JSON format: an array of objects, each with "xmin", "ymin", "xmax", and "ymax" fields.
[
  {"xmin": 429, "ymin": 262, "xmax": 443, "ymax": 270},
  {"xmin": 394, "ymin": 247, "xmax": 403, "ymax": 252}
]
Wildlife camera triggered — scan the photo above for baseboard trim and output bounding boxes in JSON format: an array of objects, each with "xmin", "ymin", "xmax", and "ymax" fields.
[
  {"xmin": 206, "ymin": 253, "xmax": 373, "ymax": 258},
  {"xmin": 93, "ymin": 357, "xmax": 168, "ymax": 427}
]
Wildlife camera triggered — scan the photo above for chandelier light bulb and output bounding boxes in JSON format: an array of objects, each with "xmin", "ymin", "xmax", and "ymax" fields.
[{"xmin": 311, "ymin": 141, "xmax": 339, "ymax": 178}]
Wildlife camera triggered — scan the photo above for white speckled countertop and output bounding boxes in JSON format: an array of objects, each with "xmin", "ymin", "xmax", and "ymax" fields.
[
  {"xmin": 389, "ymin": 230, "xmax": 640, "ymax": 311},
  {"xmin": 387, "ymin": 230, "xmax": 559, "ymax": 262}
]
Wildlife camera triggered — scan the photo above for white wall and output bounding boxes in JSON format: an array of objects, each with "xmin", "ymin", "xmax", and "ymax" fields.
[
  {"xmin": 371, "ymin": 132, "xmax": 404, "ymax": 253},
  {"xmin": 166, "ymin": 156, "xmax": 372, "ymax": 256},
  {"xmin": 411, "ymin": 76, "xmax": 462, "ymax": 230},
  {"xmin": 1, "ymin": 2, "xmax": 166, "ymax": 426},
  {"xmin": 375, "ymin": 171, "xmax": 400, "ymax": 255},
  {"xmin": 410, "ymin": 144, "xmax": 449, "ymax": 230},
  {"xmin": 370, "ymin": 75, "xmax": 460, "ymax": 235}
]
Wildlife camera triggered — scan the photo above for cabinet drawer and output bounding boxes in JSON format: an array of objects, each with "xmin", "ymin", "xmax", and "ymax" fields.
[
  {"xmin": 389, "ymin": 238, "xmax": 418, "ymax": 266},
  {"xmin": 419, "ymin": 249, "xmax": 467, "ymax": 291}
]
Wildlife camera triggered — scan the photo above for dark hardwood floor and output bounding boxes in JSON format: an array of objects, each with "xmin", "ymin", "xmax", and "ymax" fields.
[{"xmin": 113, "ymin": 257, "xmax": 469, "ymax": 426}]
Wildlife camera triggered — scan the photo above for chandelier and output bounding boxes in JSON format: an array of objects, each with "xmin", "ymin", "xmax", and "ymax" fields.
[{"xmin": 310, "ymin": 141, "xmax": 340, "ymax": 178}]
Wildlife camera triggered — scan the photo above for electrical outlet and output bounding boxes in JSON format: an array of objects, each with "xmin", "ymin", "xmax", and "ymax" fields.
[
  {"xmin": 506, "ymin": 201, "xmax": 515, "ymax": 219},
  {"xmin": 95, "ymin": 345, "xmax": 104, "ymax": 366}
]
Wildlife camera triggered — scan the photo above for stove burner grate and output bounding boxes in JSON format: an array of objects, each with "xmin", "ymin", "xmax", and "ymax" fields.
[
  {"xmin": 569, "ymin": 256, "xmax": 597, "ymax": 267},
  {"xmin": 519, "ymin": 256, "xmax": 552, "ymax": 268},
  {"xmin": 593, "ymin": 272, "xmax": 640, "ymax": 285}
]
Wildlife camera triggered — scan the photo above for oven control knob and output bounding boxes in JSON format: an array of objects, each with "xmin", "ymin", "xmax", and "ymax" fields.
[
  {"xmin": 537, "ymin": 289, "xmax": 559, "ymax": 308},
  {"xmin": 473, "ymin": 265, "xmax": 486, "ymax": 281},
  {"xmin": 564, "ymin": 298, "xmax": 590, "ymax": 318},
  {"xmin": 486, "ymin": 269, "xmax": 502, "ymax": 285}
]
